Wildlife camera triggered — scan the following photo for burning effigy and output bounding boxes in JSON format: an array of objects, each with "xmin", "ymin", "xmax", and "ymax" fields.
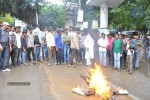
[{"xmin": 72, "ymin": 63, "xmax": 128, "ymax": 100}]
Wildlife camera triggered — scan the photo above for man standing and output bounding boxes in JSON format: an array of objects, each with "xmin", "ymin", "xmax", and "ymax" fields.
[
  {"xmin": 42, "ymin": 28, "xmax": 49, "ymax": 61},
  {"xmin": 46, "ymin": 28, "xmax": 57, "ymax": 66},
  {"xmin": 84, "ymin": 30, "xmax": 95, "ymax": 67},
  {"xmin": 33, "ymin": 26, "xmax": 42, "ymax": 64},
  {"xmin": 0, "ymin": 22, "xmax": 12, "ymax": 72},
  {"xmin": 94, "ymin": 31, "xmax": 100, "ymax": 62},
  {"xmin": 98, "ymin": 33, "xmax": 108, "ymax": 67},
  {"xmin": 27, "ymin": 27, "xmax": 35, "ymax": 64},
  {"xmin": 62, "ymin": 29, "xmax": 71, "ymax": 64},
  {"xmin": 126, "ymin": 36, "xmax": 135, "ymax": 74},
  {"xmin": 79, "ymin": 30, "xmax": 86, "ymax": 64},
  {"xmin": 15, "ymin": 26, "xmax": 22, "ymax": 65},
  {"xmin": 120, "ymin": 34, "xmax": 127, "ymax": 68},
  {"xmin": 21, "ymin": 29, "xmax": 28, "ymax": 65},
  {"xmin": 112, "ymin": 34, "xmax": 123, "ymax": 71},
  {"xmin": 133, "ymin": 35, "xmax": 144, "ymax": 69},
  {"xmin": 55, "ymin": 30, "xmax": 63, "ymax": 64},
  {"xmin": 107, "ymin": 34, "xmax": 114, "ymax": 67},
  {"xmin": 10, "ymin": 26, "xmax": 18, "ymax": 67},
  {"xmin": 69, "ymin": 28, "xmax": 80, "ymax": 67}
]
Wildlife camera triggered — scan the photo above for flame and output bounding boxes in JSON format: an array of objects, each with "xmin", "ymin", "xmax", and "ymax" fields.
[{"xmin": 87, "ymin": 63, "xmax": 112, "ymax": 99}]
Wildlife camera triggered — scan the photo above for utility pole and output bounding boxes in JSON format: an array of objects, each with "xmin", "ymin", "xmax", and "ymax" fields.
[
  {"xmin": 78, "ymin": 0, "xmax": 81, "ymax": 10},
  {"xmin": 36, "ymin": 0, "xmax": 39, "ymax": 25},
  {"xmin": 77, "ymin": 0, "xmax": 83, "ymax": 28}
]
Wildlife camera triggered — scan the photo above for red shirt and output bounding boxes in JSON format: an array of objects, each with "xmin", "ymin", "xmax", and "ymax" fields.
[{"xmin": 107, "ymin": 37, "xmax": 114, "ymax": 51}]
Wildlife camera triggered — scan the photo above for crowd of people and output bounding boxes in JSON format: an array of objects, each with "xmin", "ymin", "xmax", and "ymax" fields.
[{"xmin": 0, "ymin": 21, "xmax": 150, "ymax": 74}]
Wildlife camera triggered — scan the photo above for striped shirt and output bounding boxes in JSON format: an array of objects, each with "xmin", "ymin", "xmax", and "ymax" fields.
[{"xmin": 10, "ymin": 32, "xmax": 17, "ymax": 47}]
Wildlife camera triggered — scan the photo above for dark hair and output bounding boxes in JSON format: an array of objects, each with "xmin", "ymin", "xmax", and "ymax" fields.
[
  {"xmin": 115, "ymin": 33, "xmax": 119, "ymax": 36},
  {"xmin": 101, "ymin": 33, "xmax": 105, "ymax": 36},
  {"xmin": 14, "ymin": 26, "xmax": 21, "ymax": 30},
  {"xmin": 29, "ymin": 27, "xmax": 33, "ymax": 30},
  {"xmin": 22, "ymin": 29, "xmax": 27, "ymax": 34}
]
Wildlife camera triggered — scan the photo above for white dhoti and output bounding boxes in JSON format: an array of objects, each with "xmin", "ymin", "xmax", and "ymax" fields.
[{"xmin": 84, "ymin": 34, "xmax": 94, "ymax": 66}]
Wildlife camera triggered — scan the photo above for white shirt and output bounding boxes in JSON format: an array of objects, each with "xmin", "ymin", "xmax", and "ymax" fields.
[
  {"xmin": 46, "ymin": 32, "xmax": 55, "ymax": 47},
  {"xmin": 16, "ymin": 33, "xmax": 21, "ymax": 49},
  {"xmin": 27, "ymin": 33, "xmax": 34, "ymax": 47},
  {"xmin": 97, "ymin": 38, "xmax": 108, "ymax": 52},
  {"xmin": 126, "ymin": 43, "xmax": 134, "ymax": 55},
  {"xmin": 68, "ymin": 31, "xmax": 73, "ymax": 38}
]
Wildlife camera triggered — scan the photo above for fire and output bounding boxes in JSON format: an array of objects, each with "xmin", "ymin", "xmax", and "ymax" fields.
[{"xmin": 87, "ymin": 63, "xmax": 112, "ymax": 99}]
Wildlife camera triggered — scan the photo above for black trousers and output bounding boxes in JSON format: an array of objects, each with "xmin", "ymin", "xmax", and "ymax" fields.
[
  {"xmin": 27, "ymin": 47, "xmax": 35, "ymax": 61},
  {"xmin": 120, "ymin": 50, "xmax": 127, "ymax": 67},
  {"xmin": 11, "ymin": 47, "xmax": 18, "ymax": 66}
]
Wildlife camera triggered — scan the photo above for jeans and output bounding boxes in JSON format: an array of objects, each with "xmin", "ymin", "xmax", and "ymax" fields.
[
  {"xmin": 114, "ymin": 52, "xmax": 120, "ymax": 69},
  {"xmin": 64, "ymin": 45, "xmax": 70, "ymax": 62},
  {"xmin": 35, "ymin": 46, "xmax": 41, "ymax": 61},
  {"xmin": 21, "ymin": 51, "xmax": 27, "ymax": 63},
  {"xmin": 133, "ymin": 50, "xmax": 140, "ymax": 68},
  {"xmin": 99, "ymin": 51, "xmax": 107, "ymax": 67},
  {"xmin": 0, "ymin": 43, "xmax": 9, "ymax": 69},
  {"xmin": 27, "ymin": 47, "xmax": 35, "ymax": 61},
  {"xmin": 42, "ymin": 44, "xmax": 48, "ymax": 59},
  {"xmin": 56, "ymin": 48, "xmax": 63, "ymax": 63}
]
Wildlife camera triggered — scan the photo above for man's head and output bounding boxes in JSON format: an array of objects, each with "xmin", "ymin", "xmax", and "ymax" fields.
[
  {"xmin": 81, "ymin": 30, "xmax": 84, "ymax": 36},
  {"xmin": 15, "ymin": 26, "xmax": 21, "ymax": 33},
  {"xmin": 107, "ymin": 34, "xmax": 112, "ymax": 38},
  {"xmin": 11, "ymin": 26, "xmax": 15, "ymax": 32},
  {"xmin": 7, "ymin": 25, "xmax": 13, "ymax": 32},
  {"xmin": 96, "ymin": 31, "xmax": 100, "ymax": 37},
  {"xmin": 88, "ymin": 30, "xmax": 93, "ymax": 37},
  {"xmin": 101, "ymin": 33, "xmax": 106, "ymax": 39},
  {"xmin": 2, "ymin": 22, "xmax": 9, "ymax": 30},
  {"xmin": 64, "ymin": 28, "xmax": 68, "ymax": 34},
  {"xmin": 57, "ymin": 29, "xmax": 62, "ymax": 35},
  {"xmin": 115, "ymin": 33, "xmax": 119, "ymax": 39},
  {"xmin": 22, "ymin": 29, "xmax": 27, "ymax": 36},
  {"xmin": 29, "ymin": 27, "xmax": 33, "ymax": 34},
  {"xmin": 69, "ymin": 26, "xmax": 72, "ymax": 32},
  {"xmin": 125, "ymin": 35, "xmax": 131, "ymax": 42}
]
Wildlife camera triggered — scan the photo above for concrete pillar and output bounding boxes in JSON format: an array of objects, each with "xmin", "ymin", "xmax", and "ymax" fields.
[{"xmin": 100, "ymin": 2, "xmax": 108, "ymax": 28}]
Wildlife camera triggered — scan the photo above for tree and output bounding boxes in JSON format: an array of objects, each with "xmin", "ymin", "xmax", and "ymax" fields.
[
  {"xmin": 0, "ymin": 13, "xmax": 14, "ymax": 23},
  {"xmin": 109, "ymin": 0, "xmax": 150, "ymax": 32},
  {"xmin": 0, "ymin": 0, "xmax": 44, "ymax": 25},
  {"xmin": 39, "ymin": 5, "xmax": 66, "ymax": 28}
]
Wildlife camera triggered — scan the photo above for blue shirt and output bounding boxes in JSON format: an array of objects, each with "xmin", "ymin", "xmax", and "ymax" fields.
[
  {"xmin": 55, "ymin": 34, "xmax": 63, "ymax": 49},
  {"xmin": 0, "ymin": 29, "xmax": 9, "ymax": 43}
]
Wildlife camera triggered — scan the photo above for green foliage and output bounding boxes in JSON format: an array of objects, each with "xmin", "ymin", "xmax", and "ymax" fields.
[
  {"xmin": 39, "ymin": 5, "xmax": 66, "ymax": 28},
  {"xmin": 0, "ymin": 0, "xmax": 40, "ymax": 25},
  {"xmin": 0, "ymin": 13, "xmax": 14, "ymax": 23},
  {"xmin": 109, "ymin": 0, "xmax": 150, "ymax": 31}
]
